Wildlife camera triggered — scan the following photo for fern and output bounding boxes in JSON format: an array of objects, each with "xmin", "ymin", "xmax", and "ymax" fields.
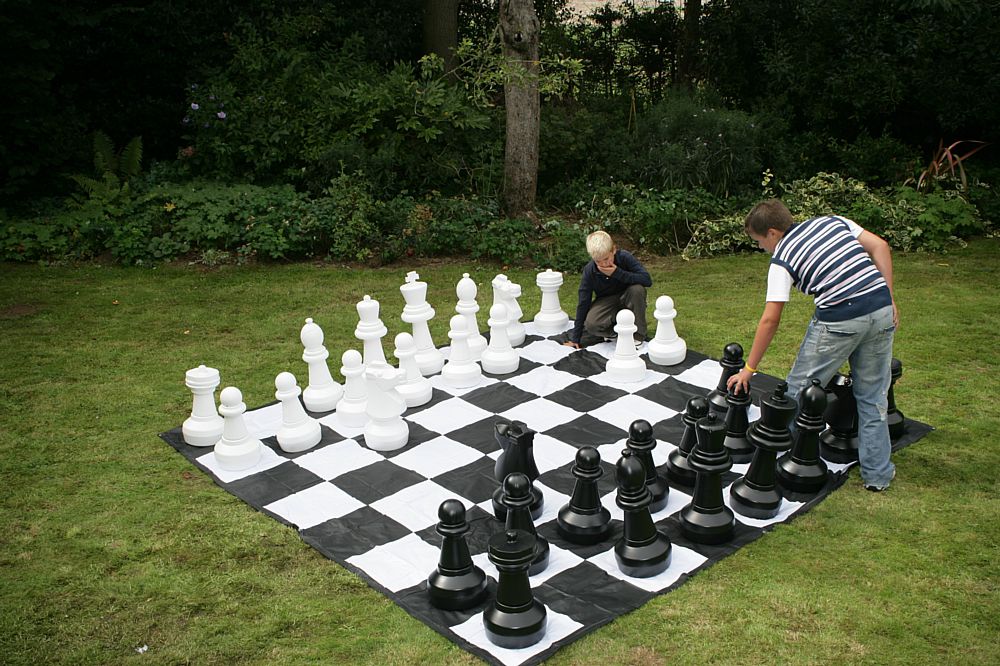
[
  {"xmin": 119, "ymin": 136, "xmax": 143, "ymax": 180},
  {"xmin": 92, "ymin": 131, "xmax": 116, "ymax": 175}
]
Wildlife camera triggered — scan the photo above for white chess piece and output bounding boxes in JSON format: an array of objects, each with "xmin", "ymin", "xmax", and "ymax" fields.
[
  {"xmin": 300, "ymin": 317, "xmax": 344, "ymax": 412},
  {"xmin": 400, "ymin": 270, "xmax": 444, "ymax": 375},
  {"xmin": 275, "ymin": 371, "xmax": 322, "ymax": 453},
  {"xmin": 363, "ymin": 365, "xmax": 409, "ymax": 451},
  {"xmin": 214, "ymin": 386, "xmax": 264, "ymax": 471},
  {"xmin": 481, "ymin": 304, "xmax": 520, "ymax": 375},
  {"xmin": 455, "ymin": 273, "xmax": 487, "ymax": 360},
  {"xmin": 533, "ymin": 269, "xmax": 570, "ymax": 335},
  {"xmin": 335, "ymin": 349, "xmax": 369, "ymax": 427},
  {"xmin": 393, "ymin": 332, "xmax": 433, "ymax": 408},
  {"xmin": 355, "ymin": 295, "xmax": 390, "ymax": 371},
  {"xmin": 182, "ymin": 364, "xmax": 224, "ymax": 446},
  {"xmin": 647, "ymin": 295, "xmax": 687, "ymax": 366},
  {"xmin": 605, "ymin": 310, "xmax": 646, "ymax": 383},
  {"xmin": 441, "ymin": 314, "xmax": 483, "ymax": 388},
  {"xmin": 506, "ymin": 278, "xmax": 526, "ymax": 346}
]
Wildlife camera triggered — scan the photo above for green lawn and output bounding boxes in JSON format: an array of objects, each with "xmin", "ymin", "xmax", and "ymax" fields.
[{"xmin": 1, "ymin": 239, "xmax": 998, "ymax": 665}]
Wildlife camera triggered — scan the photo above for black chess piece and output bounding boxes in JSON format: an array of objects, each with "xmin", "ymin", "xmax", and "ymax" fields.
[
  {"xmin": 501, "ymin": 472, "xmax": 549, "ymax": 575},
  {"xmin": 777, "ymin": 379, "xmax": 830, "ymax": 495},
  {"xmin": 707, "ymin": 342, "xmax": 745, "ymax": 415},
  {"xmin": 730, "ymin": 382, "xmax": 797, "ymax": 519},
  {"xmin": 483, "ymin": 529, "xmax": 547, "ymax": 649},
  {"xmin": 614, "ymin": 450, "xmax": 672, "ymax": 577},
  {"xmin": 426, "ymin": 499, "xmax": 488, "ymax": 610},
  {"xmin": 664, "ymin": 395, "xmax": 709, "ymax": 487},
  {"xmin": 887, "ymin": 358, "xmax": 906, "ymax": 440},
  {"xmin": 819, "ymin": 373, "xmax": 860, "ymax": 463},
  {"xmin": 492, "ymin": 419, "xmax": 543, "ymax": 521},
  {"xmin": 723, "ymin": 385, "xmax": 754, "ymax": 463},
  {"xmin": 679, "ymin": 412, "xmax": 736, "ymax": 545},
  {"xmin": 624, "ymin": 419, "xmax": 670, "ymax": 513},
  {"xmin": 557, "ymin": 447, "xmax": 612, "ymax": 544}
]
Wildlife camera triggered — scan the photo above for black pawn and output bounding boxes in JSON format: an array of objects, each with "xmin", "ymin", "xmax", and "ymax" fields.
[
  {"xmin": 492, "ymin": 419, "xmax": 543, "ymax": 521},
  {"xmin": 625, "ymin": 419, "xmax": 670, "ymax": 513},
  {"xmin": 679, "ymin": 413, "xmax": 736, "ymax": 544},
  {"xmin": 483, "ymin": 529, "xmax": 547, "ymax": 649},
  {"xmin": 819, "ymin": 373, "xmax": 860, "ymax": 463},
  {"xmin": 502, "ymin": 472, "xmax": 549, "ymax": 575},
  {"xmin": 427, "ymin": 499, "xmax": 488, "ymax": 610},
  {"xmin": 614, "ymin": 451, "xmax": 672, "ymax": 577},
  {"xmin": 707, "ymin": 342, "xmax": 745, "ymax": 415},
  {"xmin": 730, "ymin": 382, "xmax": 797, "ymax": 519},
  {"xmin": 665, "ymin": 395, "xmax": 709, "ymax": 487},
  {"xmin": 723, "ymin": 385, "xmax": 754, "ymax": 463},
  {"xmin": 887, "ymin": 358, "xmax": 906, "ymax": 440},
  {"xmin": 557, "ymin": 447, "xmax": 612, "ymax": 544},
  {"xmin": 777, "ymin": 379, "xmax": 830, "ymax": 495}
]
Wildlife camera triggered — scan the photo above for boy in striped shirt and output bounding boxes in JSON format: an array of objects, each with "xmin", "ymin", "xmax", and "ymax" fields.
[{"xmin": 727, "ymin": 199, "xmax": 899, "ymax": 492}]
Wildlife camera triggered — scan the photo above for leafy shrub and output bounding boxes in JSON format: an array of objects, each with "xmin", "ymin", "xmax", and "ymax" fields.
[
  {"xmin": 183, "ymin": 22, "xmax": 494, "ymax": 197},
  {"xmin": 532, "ymin": 219, "xmax": 590, "ymax": 273},
  {"xmin": 470, "ymin": 218, "xmax": 536, "ymax": 264},
  {"xmin": 616, "ymin": 93, "xmax": 764, "ymax": 197}
]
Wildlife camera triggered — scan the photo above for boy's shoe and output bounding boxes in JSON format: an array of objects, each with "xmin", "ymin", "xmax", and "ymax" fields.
[{"xmin": 864, "ymin": 468, "xmax": 896, "ymax": 492}]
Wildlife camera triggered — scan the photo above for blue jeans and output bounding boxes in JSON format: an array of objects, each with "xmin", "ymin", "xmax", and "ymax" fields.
[{"xmin": 784, "ymin": 305, "xmax": 896, "ymax": 488}]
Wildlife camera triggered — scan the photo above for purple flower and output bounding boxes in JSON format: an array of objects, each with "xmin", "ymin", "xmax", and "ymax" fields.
[
  {"xmin": 217, "ymin": 111, "xmax": 227, "ymax": 119},
  {"xmin": 191, "ymin": 103, "xmax": 200, "ymax": 110},
  {"xmin": 182, "ymin": 116, "xmax": 191, "ymax": 125}
]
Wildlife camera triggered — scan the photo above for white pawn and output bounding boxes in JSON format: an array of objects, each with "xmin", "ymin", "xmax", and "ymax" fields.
[
  {"xmin": 275, "ymin": 371, "xmax": 322, "ymax": 453},
  {"xmin": 533, "ymin": 269, "xmax": 570, "ymax": 335},
  {"xmin": 647, "ymin": 295, "xmax": 687, "ymax": 366},
  {"xmin": 605, "ymin": 310, "xmax": 646, "ymax": 383},
  {"xmin": 400, "ymin": 271, "xmax": 444, "ymax": 375},
  {"xmin": 214, "ymin": 386, "xmax": 264, "ymax": 471},
  {"xmin": 455, "ymin": 273, "xmax": 487, "ymax": 360},
  {"xmin": 300, "ymin": 317, "xmax": 344, "ymax": 412},
  {"xmin": 506, "ymin": 278, "xmax": 526, "ymax": 346},
  {"xmin": 481, "ymin": 304, "xmax": 520, "ymax": 375},
  {"xmin": 441, "ymin": 314, "xmax": 483, "ymax": 388},
  {"xmin": 355, "ymin": 295, "xmax": 390, "ymax": 371},
  {"xmin": 183, "ymin": 364, "xmax": 224, "ymax": 446},
  {"xmin": 393, "ymin": 332, "xmax": 433, "ymax": 408},
  {"xmin": 363, "ymin": 365, "xmax": 409, "ymax": 452},
  {"xmin": 335, "ymin": 349, "xmax": 369, "ymax": 428}
]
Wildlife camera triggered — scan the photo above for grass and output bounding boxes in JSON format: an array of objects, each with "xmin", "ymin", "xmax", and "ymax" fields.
[{"xmin": 1, "ymin": 239, "xmax": 998, "ymax": 665}]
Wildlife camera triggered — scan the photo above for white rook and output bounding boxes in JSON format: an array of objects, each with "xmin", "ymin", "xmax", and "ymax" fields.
[
  {"xmin": 183, "ymin": 364, "xmax": 224, "ymax": 447},
  {"xmin": 533, "ymin": 269, "xmax": 569, "ymax": 335}
]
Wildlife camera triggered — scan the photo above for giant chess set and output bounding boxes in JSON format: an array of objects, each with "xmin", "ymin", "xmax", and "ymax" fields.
[{"xmin": 160, "ymin": 269, "xmax": 930, "ymax": 666}]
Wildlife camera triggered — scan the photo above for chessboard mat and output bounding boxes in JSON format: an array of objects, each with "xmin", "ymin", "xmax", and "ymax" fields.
[{"xmin": 160, "ymin": 323, "xmax": 932, "ymax": 666}]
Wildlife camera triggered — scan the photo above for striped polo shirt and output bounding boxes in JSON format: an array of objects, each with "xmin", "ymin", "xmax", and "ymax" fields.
[{"xmin": 767, "ymin": 215, "xmax": 892, "ymax": 321}]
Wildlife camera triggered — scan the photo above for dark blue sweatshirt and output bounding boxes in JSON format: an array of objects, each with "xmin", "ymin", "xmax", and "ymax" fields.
[{"xmin": 570, "ymin": 249, "xmax": 652, "ymax": 343}]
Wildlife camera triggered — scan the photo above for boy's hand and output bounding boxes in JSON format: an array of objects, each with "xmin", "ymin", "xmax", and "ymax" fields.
[
  {"xmin": 563, "ymin": 341, "xmax": 580, "ymax": 349},
  {"xmin": 596, "ymin": 259, "xmax": 617, "ymax": 276},
  {"xmin": 727, "ymin": 368, "xmax": 752, "ymax": 395}
]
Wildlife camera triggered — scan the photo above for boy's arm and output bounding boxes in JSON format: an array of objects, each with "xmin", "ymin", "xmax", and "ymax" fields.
[
  {"xmin": 727, "ymin": 301, "xmax": 784, "ymax": 394},
  {"xmin": 857, "ymin": 229, "xmax": 898, "ymax": 327},
  {"xmin": 611, "ymin": 251, "xmax": 653, "ymax": 287}
]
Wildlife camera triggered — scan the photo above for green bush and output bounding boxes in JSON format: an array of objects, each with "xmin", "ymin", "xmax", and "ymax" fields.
[{"xmin": 532, "ymin": 219, "xmax": 590, "ymax": 273}]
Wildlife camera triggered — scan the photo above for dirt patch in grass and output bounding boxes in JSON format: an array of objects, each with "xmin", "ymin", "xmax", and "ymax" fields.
[{"xmin": 0, "ymin": 303, "xmax": 41, "ymax": 319}]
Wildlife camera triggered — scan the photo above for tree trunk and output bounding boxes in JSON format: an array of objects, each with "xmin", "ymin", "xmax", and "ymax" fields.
[
  {"xmin": 500, "ymin": 0, "xmax": 540, "ymax": 218},
  {"xmin": 423, "ymin": 0, "xmax": 459, "ymax": 74},
  {"xmin": 677, "ymin": 0, "xmax": 701, "ymax": 89}
]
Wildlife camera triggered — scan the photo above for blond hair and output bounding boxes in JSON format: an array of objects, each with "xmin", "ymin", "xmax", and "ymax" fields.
[{"xmin": 586, "ymin": 230, "xmax": 614, "ymax": 259}]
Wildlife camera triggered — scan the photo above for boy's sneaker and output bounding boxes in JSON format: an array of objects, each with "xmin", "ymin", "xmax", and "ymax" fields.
[{"xmin": 864, "ymin": 468, "xmax": 896, "ymax": 492}]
